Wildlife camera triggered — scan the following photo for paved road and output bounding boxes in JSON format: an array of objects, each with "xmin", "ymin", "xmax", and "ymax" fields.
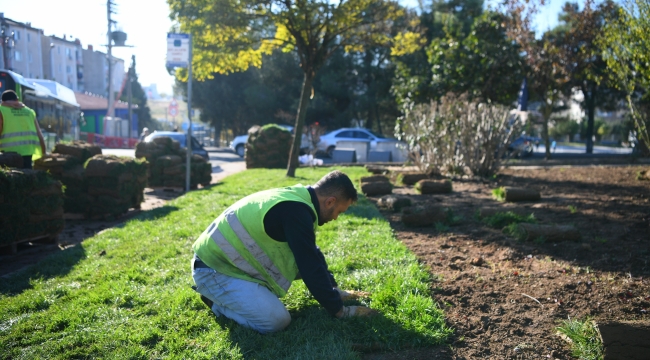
[{"xmin": 102, "ymin": 147, "xmax": 243, "ymax": 174}]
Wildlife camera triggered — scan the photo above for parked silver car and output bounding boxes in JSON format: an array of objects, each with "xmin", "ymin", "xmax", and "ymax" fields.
[{"xmin": 316, "ymin": 128, "xmax": 399, "ymax": 157}]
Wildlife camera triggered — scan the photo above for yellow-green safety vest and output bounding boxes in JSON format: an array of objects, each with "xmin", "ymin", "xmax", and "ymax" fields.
[
  {"xmin": 193, "ymin": 185, "xmax": 318, "ymax": 297},
  {"xmin": 0, "ymin": 106, "xmax": 42, "ymax": 159}
]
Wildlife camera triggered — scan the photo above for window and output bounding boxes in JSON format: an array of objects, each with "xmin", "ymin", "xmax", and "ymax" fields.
[
  {"xmin": 354, "ymin": 131, "xmax": 372, "ymax": 139},
  {"xmin": 27, "ymin": 33, "xmax": 31, "ymax": 42},
  {"xmin": 66, "ymin": 65, "xmax": 72, "ymax": 74},
  {"xmin": 335, "ymin": 131, "xmax": 354, "ymax": 138},
  {"xmin": 14, "ymin": 30, "xmax": 20, "ymax": 40},
  {"xmin": 65, "ymin": 48, "xmax": 72, "ymax": 60},
  {"xmin": 28, "ymin": 52, "xmax": 33, "ymax": 63},
  {"xmin": 14, "ymin": 51, "xmax": 22, "ymax": 62}
]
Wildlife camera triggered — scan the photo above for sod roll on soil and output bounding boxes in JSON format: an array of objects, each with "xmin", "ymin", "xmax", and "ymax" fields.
[
  {"xmin": 511, "ymin": 223, "xmax": 581, "ymax": 242},
  {"xmin": 0, "ymin": 168, "xmax": 64, "ymax": 246},
  {"xmin": 415, "ymin": 179, "xmax": 452, "ymax": 194},
  {"xmin": 360, "ymin": 175, "xmax": 390, "ymax": 183},
  {"xmin": 360, "ymin": 180, "xmax": 392, "ymax": 196},
  {"xmin": 377, "ymin": 195, "xmax": 412, "ymax": 212},
  {"xmin": 397, "ymin": 172, "xmax": 429, "ymax": 185},
  {"xmin": 401, "ymin": 205, "xmax": 446, "ymax": 227},
  {"xmin": 496, "ymin": 187, "xmax": 541, "ymax": 202},
  {"xmin": 135, "ymin": 138, "xmax": 211, "ymax": 188}
]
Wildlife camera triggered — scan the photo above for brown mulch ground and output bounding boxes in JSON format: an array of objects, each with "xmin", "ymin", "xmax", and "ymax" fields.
[{"xmin": 368, "ymin": 165, "xmax": 650, "ymax": 359}]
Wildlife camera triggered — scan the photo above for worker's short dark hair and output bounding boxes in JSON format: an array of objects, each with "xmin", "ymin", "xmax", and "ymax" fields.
[
  {"xmin": 314, "ymin": 170, "xmax": 358, "ymax": 202},
  {"xmin": 1, "ymin": 90, "xmax": 19, "ymax": 101}
]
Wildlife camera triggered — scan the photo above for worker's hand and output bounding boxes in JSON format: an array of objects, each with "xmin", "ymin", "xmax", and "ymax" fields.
[
  {"xmin": 335, "ymin": 287, "xmax": 371, "ymax": 301},
  {"xmin": 336, "ymin": 305, "xmax": 379, "ymax": 318}
]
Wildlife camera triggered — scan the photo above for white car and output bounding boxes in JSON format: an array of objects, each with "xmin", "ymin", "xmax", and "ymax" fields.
[
  {"xmin": 229, "ymin": 124, "xmax": 312, "ymax": 157},
  {"xmin": 317, "ymin": 127, "xmax": 400, "ymax": 157}
]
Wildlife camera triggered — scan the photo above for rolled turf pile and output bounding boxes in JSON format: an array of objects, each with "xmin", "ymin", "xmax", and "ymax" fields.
[
  {"xmin": 135, "ymin": 137, "xmax": 211, "ymax": 188},
  {"xmin": 83, "ymin": 155, "xmax": 148, "ymax": 217},
  {"xmin": 35, "ymin": 141, "xmax": 101, "ymax": 214},
  {"xmin": 245, "ymin": 124, "xmax": 293, "ymax": 169},
  {"xmin": 0, "ymin": 151, "xmax": 24, "ymax": 168},
  {"xmin": 0, "ymin": 168, "xmax": 64, "ymax": 246},
  {"xmin": 492, "ymin": 187, "xmax": 541, "ymax": 202}
]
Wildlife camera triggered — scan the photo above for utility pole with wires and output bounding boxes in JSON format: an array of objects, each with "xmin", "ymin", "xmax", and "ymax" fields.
[{"xmin": 106, "ymin": 0, "xmax": 116, "ymax": 118}]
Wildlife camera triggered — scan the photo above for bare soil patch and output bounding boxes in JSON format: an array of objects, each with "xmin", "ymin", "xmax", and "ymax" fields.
[{"xmin": 371, "ymin": 165, "xmax": 650, "ymax": 359}]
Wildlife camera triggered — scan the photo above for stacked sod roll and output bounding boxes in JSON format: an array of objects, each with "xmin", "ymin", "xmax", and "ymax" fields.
[
  {"xmin": 34, "ymin": 142, "xmax": 101, "ymax": 213},
  {"xmin": 0, "ymin": 168, "xmax": 64, "ymax": 245},
  {"xmin": 0, "ymin": 151, "xmax": 24, "ymax": 168},
  {"xmin": 34, "ymin": 142, "xmax": 149, "ymax": 218},
  {"xmin": 83, "ymin": 155, "xmax": 149, "ymax": 217},
  {"xmin": 245, "ymin": 125, "xmax": 293, "ymax": 169},
  {"xmin": 135, "ymin": 137, "xmax": 211, "ymax": 188}
]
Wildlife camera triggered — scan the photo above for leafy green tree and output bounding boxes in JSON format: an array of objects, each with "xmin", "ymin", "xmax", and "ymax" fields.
[
  {"xmin": 598, "ymin": 0, "xmax": 650, "ymax": 154},
  {"xmin": 552, "ymin": 0, "xmax": 622, "ymax": 153},
  {"xmin": 503, "ymin": 0, "xmax": 571, "ymax": 159},
  {"xmin": 168, "ymin": 0, "xmax": 417, "ymax": 176},
  {"xmin": 427, "ymin": 11, "xmax": 525, "ymax": 105}
]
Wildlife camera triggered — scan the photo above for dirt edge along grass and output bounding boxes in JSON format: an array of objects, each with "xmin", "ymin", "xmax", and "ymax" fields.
[{"xmin": 0, "ymin": 167, "xmax": 452, "ymax": 359}]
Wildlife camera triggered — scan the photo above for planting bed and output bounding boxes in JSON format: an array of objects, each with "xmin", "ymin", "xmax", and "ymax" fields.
[{"xmin": 370, "ymin": 165, "xmax": 650, "ymax": 359}]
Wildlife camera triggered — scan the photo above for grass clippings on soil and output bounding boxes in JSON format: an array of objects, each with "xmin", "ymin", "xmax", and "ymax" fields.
[{"xmin": 0, "ymin": 167, "xmax": 451, "ymax": 359}]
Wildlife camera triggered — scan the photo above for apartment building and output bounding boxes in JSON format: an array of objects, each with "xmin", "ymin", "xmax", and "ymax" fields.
[
  {"xmin": 82, "ymin": 45, "xmax": 125, "ymax": 98},
  {"xmin": 41, "ymin": 34, "xmax": 84, "ymax": 91},
  {"xmin": 0, "ymin": 14, "xmax": 45, "ymax": 79}
]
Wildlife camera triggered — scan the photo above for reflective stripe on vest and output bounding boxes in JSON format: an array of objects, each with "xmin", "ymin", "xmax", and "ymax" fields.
[
  {"xmin": 0, "ymin": 139, "xmax": 40, "ymax": 148},
  {"xmin": 0, "ymin": 131, "xmax": 38, "ymax": 139},
  {"xmin": 208, "ymin": 210, "xmax": 292, "ymax": 292}
]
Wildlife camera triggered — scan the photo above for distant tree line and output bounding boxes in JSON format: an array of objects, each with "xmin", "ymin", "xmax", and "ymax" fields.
[{"xmin": 171, "ymin": 0, "xmax": 650, "ymax": 160}]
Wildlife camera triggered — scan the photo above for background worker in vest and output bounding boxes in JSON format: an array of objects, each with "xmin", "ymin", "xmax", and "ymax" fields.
[
  {"xmin": 0, "ymin": 90, "xmax": 46, "ymax": 169},
  {"xmin": 191, "ymin": 170, "xmax": 377, "ymax": 334}
]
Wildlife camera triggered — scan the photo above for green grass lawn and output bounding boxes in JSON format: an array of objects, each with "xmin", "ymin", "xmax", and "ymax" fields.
[{"xmin": 0, "ymin": 167, "xmax": 452, "ymax": 359}]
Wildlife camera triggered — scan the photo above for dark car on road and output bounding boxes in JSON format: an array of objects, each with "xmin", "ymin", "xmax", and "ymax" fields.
[{"xmin": 144, "ymin": 131, "xmax": 210, "ymax": 161}]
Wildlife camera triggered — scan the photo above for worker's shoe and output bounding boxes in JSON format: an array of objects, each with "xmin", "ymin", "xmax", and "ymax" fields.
[
  {"xmin": 191, "ymin": 285, "xmax": 214, "ymax": 310},
  {"xmin": 200, "ymin": 295, "xmax": 214, "ymax": 309}
]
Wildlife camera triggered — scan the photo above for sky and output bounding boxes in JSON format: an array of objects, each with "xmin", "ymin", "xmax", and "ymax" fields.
[{"xmin": 3, "ymin": 0, "xmax": 572, "ymax": 96}]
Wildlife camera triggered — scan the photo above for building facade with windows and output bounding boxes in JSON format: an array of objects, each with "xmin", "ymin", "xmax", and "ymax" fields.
[
  {"xmin": 0, "ymin": 14, "xmax": 45, "ymax": 79},
  {"xmin": 82, "ymin": 45, "xmax": 125, "ymax": 98},
  {"xmin": 40, "ymin": 34, "xmax": 83, "ymax": 91}
]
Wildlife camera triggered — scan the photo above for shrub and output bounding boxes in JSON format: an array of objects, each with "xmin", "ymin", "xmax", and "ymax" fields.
[{"xmin": 395, "ymin": 93, "xmax": 521, "ymax": 177}]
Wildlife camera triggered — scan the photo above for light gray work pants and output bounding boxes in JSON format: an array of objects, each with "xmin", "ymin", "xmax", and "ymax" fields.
[{"xmin": 191, "ymin": 257, "xmax": 291, "ymax": 334}]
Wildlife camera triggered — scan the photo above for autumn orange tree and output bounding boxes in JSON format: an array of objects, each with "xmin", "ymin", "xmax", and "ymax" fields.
[{"xmin": 168, "ymin": 0, "xmax": 420, "ymax": 176}]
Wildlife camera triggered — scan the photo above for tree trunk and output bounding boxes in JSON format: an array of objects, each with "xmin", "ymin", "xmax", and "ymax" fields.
[
  {"xmin": 213, "ymin": 121, "xmax": 222, "ymax": 147},
  {"xmin": 542, "ymin": 103, "xmax": 552, "ymax": 160},
  {"xmin": 585, "ymin": 83, "xmax": 596, "ymax": 154},
  {"xmin": 286, "ymin": 71, "xmax": 314, "ymax": 177}
]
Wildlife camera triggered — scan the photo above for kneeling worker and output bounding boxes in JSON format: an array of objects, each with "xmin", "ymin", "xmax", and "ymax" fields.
[{"xmin": 191, "ymin": 170, "xmax": 377, "ymax": 333}]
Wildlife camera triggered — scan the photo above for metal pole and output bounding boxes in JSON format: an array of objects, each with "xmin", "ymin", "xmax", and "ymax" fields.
[
  {"xmin": 106, "ymin": 0, "xmax": 115, "ymax": 118},
  {"xmin": 185, "ymin": 34, "xmax": 192, "ymax": 192},
  {"xmin": 127, "ymin": 63, "xmax": 132, "ymax": 138}
]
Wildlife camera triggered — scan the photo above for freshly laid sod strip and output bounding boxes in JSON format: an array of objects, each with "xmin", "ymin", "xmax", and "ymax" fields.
[{"xmin": 0, "ymin": 167, "xmax": 451, "ymax": 359}]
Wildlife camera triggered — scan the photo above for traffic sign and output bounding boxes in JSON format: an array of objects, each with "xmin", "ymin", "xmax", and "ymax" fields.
[
  {"xmin": 169, "ymin": 107, "xmax": 178, "ymax": 117},
  {"xmin": 166, "ymin": 33, "xmax": 190, "ymax": 68}
]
